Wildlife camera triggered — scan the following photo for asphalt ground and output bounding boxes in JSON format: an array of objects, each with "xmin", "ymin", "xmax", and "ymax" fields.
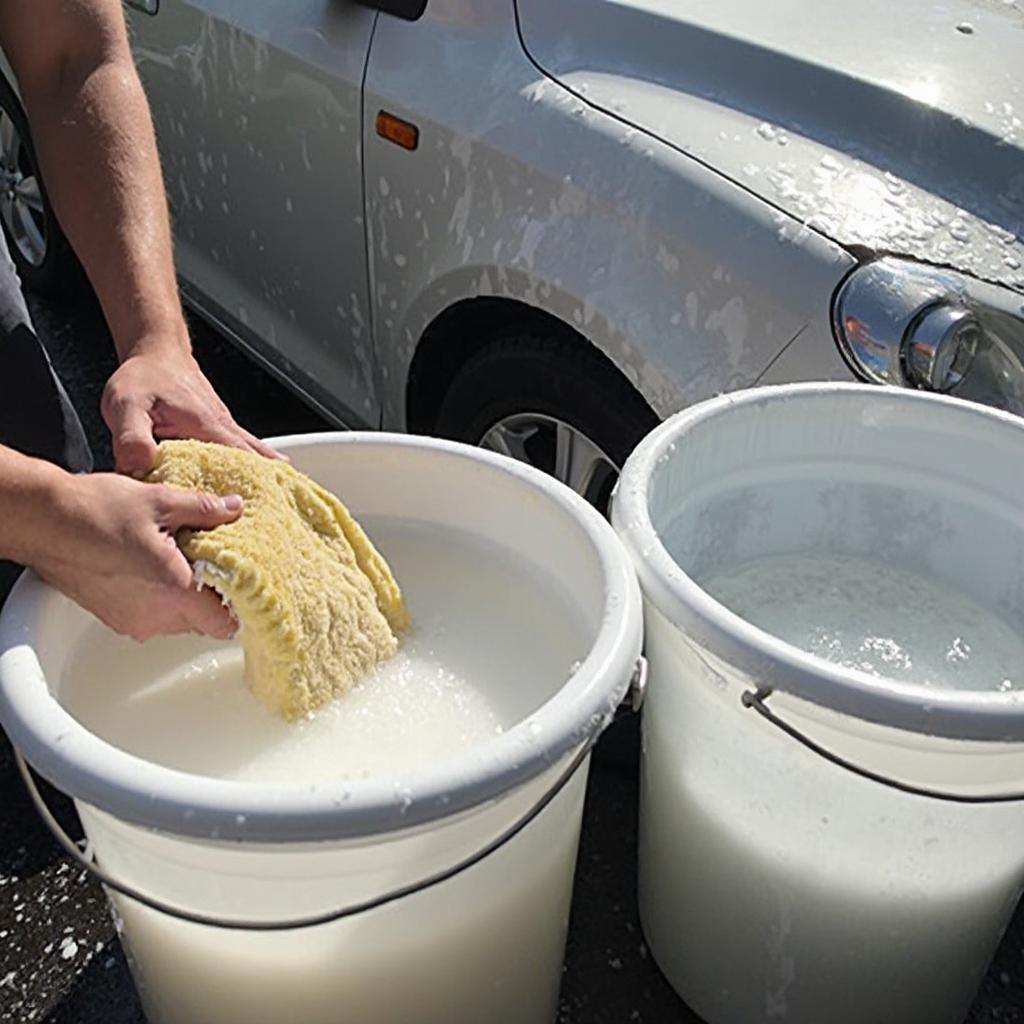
[{"xmin": 1, "ymin": 285, "xmax": 1023, "ymax": 1023}]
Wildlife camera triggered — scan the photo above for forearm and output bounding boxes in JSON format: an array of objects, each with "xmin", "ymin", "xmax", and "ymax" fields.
[
  {"xmin": 0, "ymin": 444, "xmax": 69, "ymax": 566},
  {"xmin": 21, "ymin": 49, "xmax": 187, "ymax": 359},
  {"xmin": 0, "ymin": 442, "xmax": 242, "ymax": 639},
  {"xmin": 0, "ymin": 3, "xmax": 277, "ymax": 477}
]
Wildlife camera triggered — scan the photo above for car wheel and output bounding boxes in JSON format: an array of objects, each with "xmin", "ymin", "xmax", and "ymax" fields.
[
  {"xmin": 434, "ymin": 330, "xmax": 659, "ymax": 515},
  {"xmin": 0, "ymin": 77, "xmax": 79, "ymax": 295}
]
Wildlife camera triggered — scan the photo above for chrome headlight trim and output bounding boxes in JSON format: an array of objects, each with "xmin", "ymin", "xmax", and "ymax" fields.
[{"xmin": 832, "ymin": 257, "xmax": 1024, "ymax": 414}]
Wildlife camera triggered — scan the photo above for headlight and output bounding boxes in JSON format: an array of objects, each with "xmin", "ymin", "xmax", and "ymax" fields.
[{"xmin": 832, "ymin": 258, "xmax": 1024, "ymax": 414}]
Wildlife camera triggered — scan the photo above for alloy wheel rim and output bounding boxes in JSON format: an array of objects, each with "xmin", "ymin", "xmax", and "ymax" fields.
[
  {"xmin": 0, "ymin": 110, "xmax": 46, "ymax": 268},
  {"xmin": 479, "ymin": 412, "xmax": 619, "ymax": 512}
]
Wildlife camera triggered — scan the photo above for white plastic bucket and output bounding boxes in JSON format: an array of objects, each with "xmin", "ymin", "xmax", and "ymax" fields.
[
  {"xmin": 613, "ymin": 384, "xmax": 1024, "ymax": 1024},
  {"xmin": 0, "ymin": 433, "xmax": 642, "ymax": 1024}
]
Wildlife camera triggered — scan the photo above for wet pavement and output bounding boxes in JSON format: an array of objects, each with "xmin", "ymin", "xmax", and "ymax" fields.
[{"xmin": 1, "ymin": 287, "xmax": 1023, "ymax": 1023}]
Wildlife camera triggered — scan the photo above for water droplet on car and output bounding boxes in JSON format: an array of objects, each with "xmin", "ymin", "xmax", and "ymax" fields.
[
  {"xmin": 948, "ymin": 219, "xmax": 971, "ymax": 242},
  {"xmin": 884, "ymin": 172, "xmax": 905, "ymax": 194}
]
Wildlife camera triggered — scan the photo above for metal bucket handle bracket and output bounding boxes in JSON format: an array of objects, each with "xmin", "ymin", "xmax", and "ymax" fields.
[
  {"xmin": 742, "ymin": 687, "xmax": 1024, "ymax": 804},
  {"xmin": 15, "ymin": 656, "xmax": 648, "ymax": 932}
]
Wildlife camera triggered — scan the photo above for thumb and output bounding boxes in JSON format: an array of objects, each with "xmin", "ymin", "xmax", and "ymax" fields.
[
  {"xmin": 161, "ymin": 489, "xmax": 244, "ymax": 532},
  {"xmin": 111, "ymin": 406, "xmax": 159, "ymax": 477}
]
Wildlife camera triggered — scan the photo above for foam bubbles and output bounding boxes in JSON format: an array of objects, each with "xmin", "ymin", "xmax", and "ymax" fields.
[{"xmin": 699, "ymin": 552, "xmax": 1024, "ymax": 691}]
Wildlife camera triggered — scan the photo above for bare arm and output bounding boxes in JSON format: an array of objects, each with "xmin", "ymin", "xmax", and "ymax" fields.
[
  {"xmin": 0, "ymin": 0, "xmax": 182, "ymax": 358},
  {"xmin": 0, "ymin": 0, "xmax": 280, "ymax": 472},
  {"xmin": 0, "ymin": 3, "xmax": 264, "ymax": 639},
  {"xmin": 0, "ymin": 442, "xmax": 242, "ymax": 640},
  {"xmin": 0, "ymin": 442, "xmax": 64, "ymax": 567}
]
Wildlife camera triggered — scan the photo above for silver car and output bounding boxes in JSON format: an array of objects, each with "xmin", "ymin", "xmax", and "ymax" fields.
[{"xmin": 2, "ymin": 0, "xmax": 1023, "ymax": 508}]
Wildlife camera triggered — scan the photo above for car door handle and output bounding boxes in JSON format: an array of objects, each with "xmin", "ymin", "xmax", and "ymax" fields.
[{"xmin": 352, "ymin": 0, "xmax": 428, "ymax": 20}]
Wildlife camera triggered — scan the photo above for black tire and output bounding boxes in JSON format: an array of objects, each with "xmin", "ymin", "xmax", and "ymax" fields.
[
  {"xmin": 434, "ymin": 328, "xmax": 658, "ymax": 513},
  {"xmin": 0, "ymin": 75, "xmax": 80, "ymax": 295},
  {"xmin": 437, "ymin": 328, "xmax": 655, "ymax": 769}
]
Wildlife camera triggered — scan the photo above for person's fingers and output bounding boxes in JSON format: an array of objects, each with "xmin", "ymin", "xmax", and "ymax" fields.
[
  {"xmin": 240, "ymin": 429, "xmax": 288, "ymax": 462},
  {"xmin": 158, "ymin": 487, "xmax": 244, "ymax": 532},
  {"xmin": 158, "ymin": 417, "xmax": 287, "ymax": 462},
  {"xmin": 110, "ymin": 405, "xmax": 160, "ymax": 476},
  {"xmin": 204, "ymin": 422, "xmax": 288, "ymax": 462},
  {"xmin": 181, "ymin": 587, "xmax": 238, "ymax": 639}
]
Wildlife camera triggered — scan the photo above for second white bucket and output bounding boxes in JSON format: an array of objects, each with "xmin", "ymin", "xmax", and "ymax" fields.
[
  {"xmin": 0, "ymin": 433, "xmax": 642, "ymax": 1024},
  {"xmin": 613, "ymin": 384, "xmax": 1024, "ymax": 1024}
]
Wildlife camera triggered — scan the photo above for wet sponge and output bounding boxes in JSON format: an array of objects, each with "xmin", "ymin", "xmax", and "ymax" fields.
[{"xmin": 147, "ymin": 440, "xmax": 410, "ymax": 720}]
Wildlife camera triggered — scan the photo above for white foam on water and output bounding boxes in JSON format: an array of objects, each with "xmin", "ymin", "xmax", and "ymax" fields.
[
  {"xmin": 698, "ymin": 551, "xmax": 1024, "ymax": 691},
  {"xmin": 246, "ymin": 643, "xmax": 501, "ymax": 784},
  {"xmin": 59, "ymin": 521, "xmax": 590, "ymax": 783},
  {"xmin": 91, "ymin": 643, "xmax": 505, "ymax": 786}
]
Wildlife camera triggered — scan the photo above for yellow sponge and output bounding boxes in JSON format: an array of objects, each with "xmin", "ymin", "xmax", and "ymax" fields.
[{"xmin": 147, "ymin": 440, "xmax": 410, "ymax": 720}]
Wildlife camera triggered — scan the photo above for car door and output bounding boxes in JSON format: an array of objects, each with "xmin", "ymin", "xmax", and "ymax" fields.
[{"xmin": 125, "ymin": 0, "xmax": 380, "ymax": 428}]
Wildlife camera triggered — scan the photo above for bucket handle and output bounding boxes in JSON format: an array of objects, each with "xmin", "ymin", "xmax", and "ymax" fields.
[
  {"xmin": 15, "ymin": 656, "xmax": 647, "ymax": 932},
  {"xmin": 742, "ymin": 687, "xmax": 1024, "ymax": 804}
]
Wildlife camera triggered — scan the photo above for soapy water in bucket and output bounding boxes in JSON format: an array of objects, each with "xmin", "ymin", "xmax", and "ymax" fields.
[
  {"xmin": 50, "ymin": 519, "xmax": 599, "ymax": 1024},
  {"xmin": 643, "ymin": 548, "xmax": 1024, "ymax": 1024},
  {"xmin": 614, "ymin": 386, "xmax": 1024, "ymax": 1024},
  {"xmin": 0, "ymin": 432, "xmax": 643, "ymax": 1024},
  {"xmin": 59, "ymin": 521, "xmax": 590, "ymax": 782},
  {"xmin": 698, "ymin": 551, "xmax": 1024, "ymax": 692},
  {"xmin": 65, "ymin": 647, "xmax": 502, "ymax": 784}
]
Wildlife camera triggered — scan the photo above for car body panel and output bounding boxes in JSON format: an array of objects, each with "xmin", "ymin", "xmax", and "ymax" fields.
[
  {"xmin": 363, "ymin": 0, "xmax": 854, "ymax": 430},
  {"xmin": 516, "ymin": 0, "xmax": 1024, "ymax": 294},
  {"xmin": 753, "ymin": 318, "xmax": 854, "ymax": 388},
  {"xmin": 128, "ymin": 0, "xmax": 380, "ymax": 428},
  {"xmin": 3, "ymin": 0, "xmax": 1015, "ymax": 447}
]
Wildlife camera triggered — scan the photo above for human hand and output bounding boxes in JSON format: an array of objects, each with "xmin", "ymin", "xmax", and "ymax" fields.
[
  {"xmin": 32, "ymin": 471, "xmax": 243, "ymax": 641},
  {"xmin": 101, "ymin": 344, "xmax": 283, "ymax": 475}
]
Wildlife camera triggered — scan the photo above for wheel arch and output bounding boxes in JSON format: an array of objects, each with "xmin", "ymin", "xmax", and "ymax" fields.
[{"xmin": 405, "ymin": 292, "xmax": 657, "ymax": 436}]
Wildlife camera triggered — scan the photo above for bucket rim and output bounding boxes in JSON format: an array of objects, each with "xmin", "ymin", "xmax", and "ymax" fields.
[
  {"xmin": 612, "ymin": 382, "xmax": 1024, "ymax": 742},
  {"xmin": 0, "ymin": 432, "xmax": 643, "ymax": 842}
]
